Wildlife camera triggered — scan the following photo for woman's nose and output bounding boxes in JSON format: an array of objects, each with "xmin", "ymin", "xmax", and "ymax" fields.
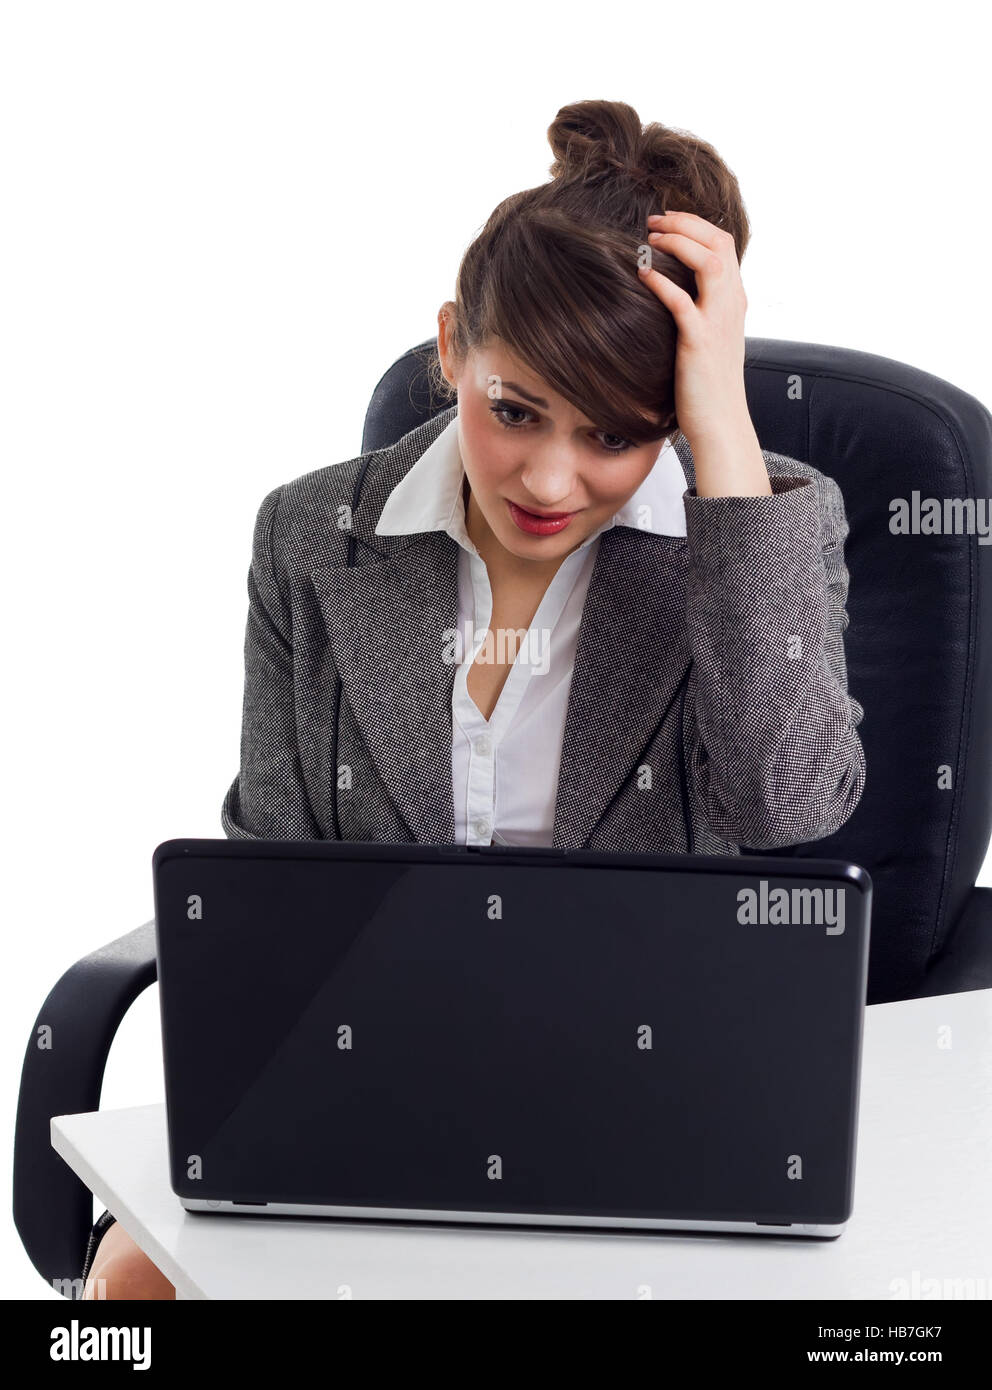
[{"xmin": 518, "ymin": 454, "xmax": 579, "ymax": 507}]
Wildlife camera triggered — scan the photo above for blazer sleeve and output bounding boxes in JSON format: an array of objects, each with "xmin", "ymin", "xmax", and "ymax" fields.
[
  {"xmin": 220, "ymin": 484, "xmax": 322, "ymax": 840},
  {"xmin": 680, "ymin": 465, "xmax": 866, "ymax": 849}
]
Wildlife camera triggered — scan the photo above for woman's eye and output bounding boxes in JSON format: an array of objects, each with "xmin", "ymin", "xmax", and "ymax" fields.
[
  {"xmin": 595, "ymin": 431, "xmax": 633, "ymax": 454},
  {"xmin": 489, "ymin": 401, "xmax": 531, "ymax": 428}
]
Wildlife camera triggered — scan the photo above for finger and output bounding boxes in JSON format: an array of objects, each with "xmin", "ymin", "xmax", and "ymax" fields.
[
  {"xmin": 647, "ymin": 230, "xmax": 725, "ymax": 277},
  {"xmin": 636, "ymin": 263, "xmax": 696, "ymax": 320},
  {"xmin": 646, "ymin": 210, "xmax": 731, "ymax": 250}
]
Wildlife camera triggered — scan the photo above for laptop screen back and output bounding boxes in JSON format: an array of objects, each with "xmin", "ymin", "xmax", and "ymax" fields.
[{"xmin": 154, "ymin": 843, "xmax": 870, "ymax": 1228}]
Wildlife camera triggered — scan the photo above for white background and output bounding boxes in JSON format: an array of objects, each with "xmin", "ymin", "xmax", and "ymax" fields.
[{"xmin": 2, "ymin": 1, "xmax": 989, "ymax": 1298}]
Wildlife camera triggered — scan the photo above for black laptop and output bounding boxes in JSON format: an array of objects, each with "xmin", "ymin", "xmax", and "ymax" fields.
[{"xmin": 153, "ymin": 838, "xmax": 871, "ymax": 1238}]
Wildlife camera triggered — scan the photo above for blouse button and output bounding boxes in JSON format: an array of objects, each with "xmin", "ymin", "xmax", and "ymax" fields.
[
  {"xmin": 472, "ymin": 817, "xmax": 491, "ymax": 840},
  {"xmin": 475, "ymin": 735, "xmax": 492, "ymax": 757}
]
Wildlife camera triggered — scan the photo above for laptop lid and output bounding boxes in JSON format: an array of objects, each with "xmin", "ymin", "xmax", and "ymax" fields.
[{"xmin": 153, "ymin": 839, "xmax": 871, "ymax": 1234}]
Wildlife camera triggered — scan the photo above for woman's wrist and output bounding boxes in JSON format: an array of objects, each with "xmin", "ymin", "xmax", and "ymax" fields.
[{"xmin": 685, "ymin": 411, "xmax": 772, "ymax": 499}]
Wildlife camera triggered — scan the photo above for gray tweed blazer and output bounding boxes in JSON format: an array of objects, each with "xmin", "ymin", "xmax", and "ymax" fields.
[{"xmin": 221, "ymin": 403, "xmax": 865, "ymax": 855}]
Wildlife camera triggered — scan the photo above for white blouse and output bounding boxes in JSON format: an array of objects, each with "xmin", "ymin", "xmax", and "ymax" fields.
[{"xmin": 375, "ymin": 413, "xmax": 688, "ymax": 847}]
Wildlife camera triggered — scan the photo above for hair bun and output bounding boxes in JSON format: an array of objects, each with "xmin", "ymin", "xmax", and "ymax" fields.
[
  {"xmin": 546, "ymin": 99, "xmax": 748, "ymax": 253},
  {"xmin": 547, "ymin": 99, "xmax": 644, "ymax": 181}
]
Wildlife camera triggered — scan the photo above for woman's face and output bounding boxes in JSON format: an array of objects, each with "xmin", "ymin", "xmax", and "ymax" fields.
[{"xmin": 438, "ymin": 314, "xmax": 670, "ymax": 567}]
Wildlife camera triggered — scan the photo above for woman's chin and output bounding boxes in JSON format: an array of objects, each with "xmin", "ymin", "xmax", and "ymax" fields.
[{"xmin": 497, "ymin": 526, "xmax": 584, "ymax": 563}]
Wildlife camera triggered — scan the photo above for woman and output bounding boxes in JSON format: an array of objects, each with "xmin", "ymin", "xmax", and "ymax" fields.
[{"xmin": 83, "ymin": 98, "xmax": 865, "ymax": 1298}]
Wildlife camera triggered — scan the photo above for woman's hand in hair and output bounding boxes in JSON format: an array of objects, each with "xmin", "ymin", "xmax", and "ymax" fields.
[
  {"xmin": 639, "ymin": 210, "xmax": 769, "ymax": 497},
  {"xmin": 639, "ymin": 210, "xmax": 752, "ymax": 450}
]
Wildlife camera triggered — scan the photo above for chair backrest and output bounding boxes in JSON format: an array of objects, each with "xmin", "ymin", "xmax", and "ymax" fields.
[{"xmin": 362, "ymin": 337, "xmax": 992, "ymax": 1005}]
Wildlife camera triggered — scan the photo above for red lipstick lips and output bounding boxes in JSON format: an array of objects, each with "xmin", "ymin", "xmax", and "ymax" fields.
[{"xmin": 507, "ymin": 500, "xmax": 577, "ymax": 536}]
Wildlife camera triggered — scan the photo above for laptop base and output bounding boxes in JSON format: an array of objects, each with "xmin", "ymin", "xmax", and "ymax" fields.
[{"xmin": 181, "ymin": 1197, "xmax": 845, "ymax": 1238}]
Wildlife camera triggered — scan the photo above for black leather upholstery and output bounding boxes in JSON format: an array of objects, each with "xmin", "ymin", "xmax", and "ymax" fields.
[{"xmin": 13, "ymin": 921, "xmax": 157, "ymax": 1296}]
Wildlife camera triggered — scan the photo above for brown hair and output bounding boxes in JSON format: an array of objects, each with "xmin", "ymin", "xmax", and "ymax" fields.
[{"xmin": 426, "ymin": 98, "xmax": 750, "ymax": 446}]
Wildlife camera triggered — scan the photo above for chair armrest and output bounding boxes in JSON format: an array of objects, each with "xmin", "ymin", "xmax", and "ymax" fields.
[
  {"xmin": 913, "ymin": 886, "xmax": 992, "ymax": 998},
  {"xmin": 12, "ymin": 919, "xmax": 158, "ymax": 1296}
]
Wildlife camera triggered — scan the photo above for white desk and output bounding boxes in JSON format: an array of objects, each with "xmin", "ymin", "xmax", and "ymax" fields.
[{"xmin": 52, "ymin": 989, "xmax": 992, "ymax": 1300}]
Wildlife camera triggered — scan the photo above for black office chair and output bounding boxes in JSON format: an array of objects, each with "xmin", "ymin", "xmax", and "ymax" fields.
[{"xmin": 14, "ymin": 336, "xmax": 992, "ymax": 1296}]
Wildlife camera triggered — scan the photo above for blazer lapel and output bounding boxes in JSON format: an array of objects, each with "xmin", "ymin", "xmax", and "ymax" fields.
[
  {"xmin": 310, "ymin": 529, "xmax": 459, "ymax": 844},
  {"xmin": 551, "ymin": 524, "xmax": 691, "ymax": 848},
  {"xmin": 308, "ymin": 406, "xmax": 465, "ymax": 844}
]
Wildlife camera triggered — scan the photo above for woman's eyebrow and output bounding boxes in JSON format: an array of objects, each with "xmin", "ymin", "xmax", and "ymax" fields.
[{"xmin": 498, "ymin": 381, "xmax": 550, "ymax": 409}]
